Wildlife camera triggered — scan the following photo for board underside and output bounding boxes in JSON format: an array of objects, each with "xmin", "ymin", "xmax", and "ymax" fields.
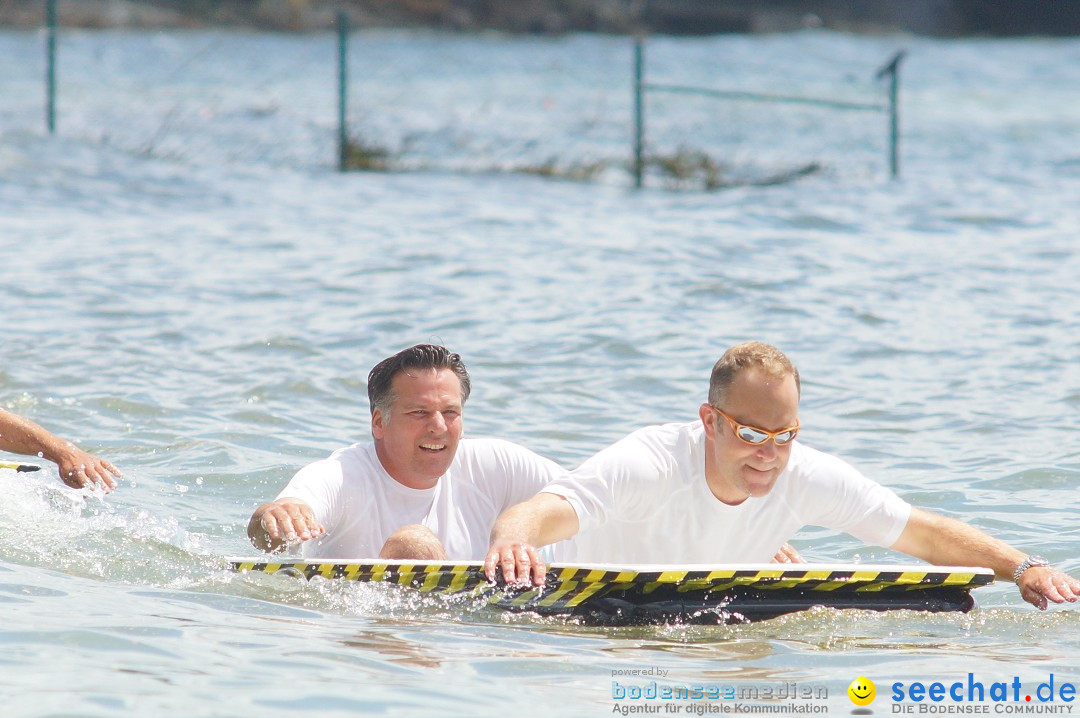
[{"xmin": 229, "ymin": 559, "xmax": 995, "ymax": 625}]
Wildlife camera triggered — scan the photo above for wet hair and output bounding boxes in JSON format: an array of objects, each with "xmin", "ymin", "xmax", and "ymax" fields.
[
  {"xmin": 367, "ymin": 344, "xmax": 471, "ymax": 416},
  {"xmin": 708, "ymin": 341, "xmax": 801, "ymax": 407}
]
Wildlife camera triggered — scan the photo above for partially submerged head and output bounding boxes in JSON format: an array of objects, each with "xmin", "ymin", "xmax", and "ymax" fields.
[
  {"xmin": 368, "ymin": 344, "xmax": 471, "ymax": 489},
  {"xmin": 700, "ymin": 341, "xmax": 802, "ymax": 505}
]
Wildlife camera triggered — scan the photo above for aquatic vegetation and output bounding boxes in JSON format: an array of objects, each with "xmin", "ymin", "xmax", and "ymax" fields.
[
  {"xmin": 646, "ymin": 148, "xmax": 822, "ymax": 190},
  {"xmin": 341, "ymin": 133, "xmax": 392, "ymax": 172}
]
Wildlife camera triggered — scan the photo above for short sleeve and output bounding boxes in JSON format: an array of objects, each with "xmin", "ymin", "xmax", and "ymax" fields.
[
  {"xmin": 542, "ymin": 432, "xmax": 671, "ymax": 533},
  {"xmin": 785, "ymin": 445, "xmax": 912, "ymax": 548},
  {"xmin": 458, "ymin": 439, "xmax": 568, "ymax": 511},
  {"xmin": 275, "ymin": 458, "xmax": 345, "ymax": 529}
]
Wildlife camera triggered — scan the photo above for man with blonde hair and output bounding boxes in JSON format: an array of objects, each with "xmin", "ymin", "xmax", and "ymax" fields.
[{"xmin": 486, "ymin": 341, "xmax": 1079, "ymax": 611}]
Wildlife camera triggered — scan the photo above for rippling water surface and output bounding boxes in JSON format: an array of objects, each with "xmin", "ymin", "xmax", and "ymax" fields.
[{"xmin": 2, "ymin": 27, "xmax": 1079, "ymax": 717}]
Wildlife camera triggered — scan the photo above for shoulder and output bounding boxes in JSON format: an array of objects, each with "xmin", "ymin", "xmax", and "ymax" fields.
[
  {"xmin": 785, "ymin": 442, "xmax": 865, "ymax": 480},
  {"xmin": 455, "ymin": 437, "xmax": 546, "ymax": 460},
  {"xmin": 594, "ymin": 421, "xmax": 701, "ymax": 465},
  {"xmin": 777, "ymin": 443, "xmax": 886, "ymax": 504},
  {"xmin": 573, "ymin": 421, "xmax": 700, "ymax": 484},
  {"xmin": 295, "ymin": 443, "xmax": 377, "ymax": 482},
  {"xmin": 454, "ymin": 437, "xmax": 561, "ymax": 472},
  {"xmin": 628, "ymin": 420, "xmax": 700, "ymax": 441},
  {"xmin": 456, "ymin": 436, "xmax": 524, "ymax": 454}
]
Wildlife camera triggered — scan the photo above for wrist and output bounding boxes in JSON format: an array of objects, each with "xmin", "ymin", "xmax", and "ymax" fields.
[
  {"xmin": 38, "ymin": 434, "xmax": 76, "ymax": 465},
  {"xmin": 1013, "ymin": 555, "xmax": 1050, "ymax": 583}
]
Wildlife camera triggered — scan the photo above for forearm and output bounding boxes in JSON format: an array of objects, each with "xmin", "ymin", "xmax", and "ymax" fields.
[
  {"xmin": 485, "ymin": 493, "xmax": 579, "ymax": 585},
  {"xmin": 891, "ymin": 508, "xmax": 1026, "ymax": 580},
  {"xmin": 489, "ymin": 492, "xmax": 579, "ymax": 549},
  {"xmin": 0, "ymin": 409, "xmax": 70, "ymax": 462}
]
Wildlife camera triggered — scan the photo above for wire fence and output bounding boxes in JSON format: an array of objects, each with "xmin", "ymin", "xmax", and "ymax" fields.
[
  {"xmin": 20, "ymin": 0, "xmax": 905, "ymax": 189},
  {"xmin": 633, "ymin": 37, "xmax": 904, "ymax": 186}
]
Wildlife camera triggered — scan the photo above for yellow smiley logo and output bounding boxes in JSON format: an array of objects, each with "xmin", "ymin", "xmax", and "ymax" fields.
[{"xmin": 848, "ymin": 677, "xmax": 876, "ymax": 706}]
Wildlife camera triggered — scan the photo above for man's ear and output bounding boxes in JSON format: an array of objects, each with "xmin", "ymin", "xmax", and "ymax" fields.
[
  {"xmin": 699, "ymin": 404, "xmax": 718, "ymax": 439},
  {"xmin": 371, "ymin": 408, "xmax": 386, "ymax": 439}
]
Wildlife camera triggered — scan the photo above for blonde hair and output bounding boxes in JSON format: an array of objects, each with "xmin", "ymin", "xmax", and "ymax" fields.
[{"xmin": 708, "ymin": 341, "xmax": 800, "ymax": 407}]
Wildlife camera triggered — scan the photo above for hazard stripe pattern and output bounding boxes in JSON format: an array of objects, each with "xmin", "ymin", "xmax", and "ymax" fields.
[{"xmin": 230, "ymin": 560, "xmax": 992, "ymax": 613}]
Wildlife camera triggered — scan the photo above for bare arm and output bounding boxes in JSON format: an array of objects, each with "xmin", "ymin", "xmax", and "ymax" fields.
[
  {"xmin": 247, "ymin": 497, "xmax": 325, "ymax": 553},
  {"xmin": 484, "ymin": 492, "xmax": 579, "ymax": 586},
  {"xmin": 0, "ymin": 408, "xmax": 120, "ymax": 492},
  {"xmin": 891, "ymin": 507, "xmax": 1079, "ymax": 609}
]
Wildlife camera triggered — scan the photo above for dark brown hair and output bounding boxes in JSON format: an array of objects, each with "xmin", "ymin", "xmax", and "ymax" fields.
[{"xmin": 367, "ymin": 344, "xmax": 471, "ymax": 415}]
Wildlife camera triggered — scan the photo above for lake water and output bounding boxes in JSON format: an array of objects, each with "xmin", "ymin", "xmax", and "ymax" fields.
[{"xmin": 1, "ymin": 27, "xmax": 1079, "ymax": 717}]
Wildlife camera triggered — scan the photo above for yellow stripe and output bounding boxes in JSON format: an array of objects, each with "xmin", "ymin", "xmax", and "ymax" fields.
[
  {"xmin": 557, "ymin": 567, "xmax": 583, "ymax": 582},
  {"xmin": 813, "ymin": 580, "xmax": 853, "ymax": 592},
  {"xmin": 656, "ymin": 570, "xmax": 689, "ymax": 584},
  {"xmin": 396, "ymin": 564, "xmax": 417, "ymax": 587},
  {"xmin": 504, "ymin": 588, "xmax": 543, "ymax": 608},
  {"xmin": 535, "ymin": 580, "xmax": 584, "ymax": 608},
  {"xmin": 942, "ymin": 572, "xmax": 978, "ymax": 585},
  {"xmin": 449, "ymin": 566, "xmax": 472, "ymax": 592},
  {"xmin": 420, "ymin": 567, "xmax": 443, "ymax": 593},
  {"xmin": 563, "ymin": 579, "xmax": 612, "ymax": 607},
  {"xmin": 850, "ymin": 570, "xmax": 884, "ymax": 582}
]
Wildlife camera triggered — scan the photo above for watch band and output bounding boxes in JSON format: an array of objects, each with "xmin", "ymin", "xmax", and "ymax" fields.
[{"xmin": 1013, "ymin": 555, "xmax": 1050, "ymax": 583}]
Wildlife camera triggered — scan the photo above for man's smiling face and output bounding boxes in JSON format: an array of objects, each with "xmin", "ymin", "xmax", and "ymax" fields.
[{"xmin": 372, "ymin": 367, "xmax": 464, "ymax": 490}]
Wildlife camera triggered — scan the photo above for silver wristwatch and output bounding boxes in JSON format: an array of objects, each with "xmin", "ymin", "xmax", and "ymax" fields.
[{"xmin": 1013, "ymin": 555, "xmax": 1050, "ymax": 583}]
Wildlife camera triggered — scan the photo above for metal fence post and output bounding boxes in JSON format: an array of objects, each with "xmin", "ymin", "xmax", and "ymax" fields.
[
  {"xmin": 337, "ymin": 10, "xmax": 349, "ymax": 172},
  {"xmin": 633, "ymin": 35, "xmax": 644, "ymax": 189},
  {"xmin": 46, "ymin": 0, "xmax": 57, "ymax": 134},
  {"xmin": 876, "ymin": 50, "xmax": 906, "ymax": 179}
]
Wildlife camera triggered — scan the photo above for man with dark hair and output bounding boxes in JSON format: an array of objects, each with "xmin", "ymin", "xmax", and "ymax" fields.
[
  {"xmin": 485, "ymin": 341, "xmax": 1080, "ymax": 611},
  {"xmin": 1, "ymin": 407, "xmax": 121, "ymax": 492},
  {"xmin": 247, "ymin": 344, "xmax": 566, "ymax": 560}
]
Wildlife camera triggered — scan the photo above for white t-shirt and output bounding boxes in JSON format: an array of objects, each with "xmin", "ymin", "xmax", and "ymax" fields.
[
  {"xmin": 276, "ymin": 437, "xmax": 566, "ymax": 560},
  {"xmin": 543, "ymin": 421, "xmax": 911, "ymax": 564}
]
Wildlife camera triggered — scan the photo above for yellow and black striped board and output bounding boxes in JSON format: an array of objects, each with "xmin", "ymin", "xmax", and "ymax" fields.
[
  {"xmin": 228, "ymin": 559, "xmax": 995, "ymax": 625},
  {"xmin": 0, "ymin": 462, "xmax": 42, "ymax": 473}
]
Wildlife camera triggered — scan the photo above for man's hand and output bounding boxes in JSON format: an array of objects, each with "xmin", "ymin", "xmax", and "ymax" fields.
[
  {"xmin": 770, "ymin": 543, "xmax": 804, "ymax": 564},
  {"xmin": 247, "ymin": 498, "xmax": 324, "ymax": 553},
  {"xmin": 484, "ymin": 541, "xmax": 547, "ymax": 587},
  {"xmin": 1017, "ymin": 565, "xmax": 1080, "ymax": 611},
  {"xmin": 54, "ymin": 444, "xmax": 121, "ymax": 492},
  {"xmin": 485, "ymin": 493, "xmax": 579, "ymax": 587}
]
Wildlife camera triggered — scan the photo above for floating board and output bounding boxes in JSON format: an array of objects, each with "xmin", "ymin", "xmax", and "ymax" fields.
[
  {"xmin": 228, "ymin": 559, "xmax": 994, "ymax": 625},
  {"xmin": 0, "ymin": 462, "xmax": 42, "ymax": 472}
]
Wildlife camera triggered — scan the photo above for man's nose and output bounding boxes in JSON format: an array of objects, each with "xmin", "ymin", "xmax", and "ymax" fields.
[
  {"xmin": 428, "ymin": 412, "xmax": 447, "ymax": 432},
  {"xmin": 756, "ymin": 438, "xmax": 779, "ymax": 458}
]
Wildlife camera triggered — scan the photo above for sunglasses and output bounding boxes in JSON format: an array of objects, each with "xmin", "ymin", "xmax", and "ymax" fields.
[{"xmin": 712, "ymin": 406, "xmax": 799, "ymax": 446}]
